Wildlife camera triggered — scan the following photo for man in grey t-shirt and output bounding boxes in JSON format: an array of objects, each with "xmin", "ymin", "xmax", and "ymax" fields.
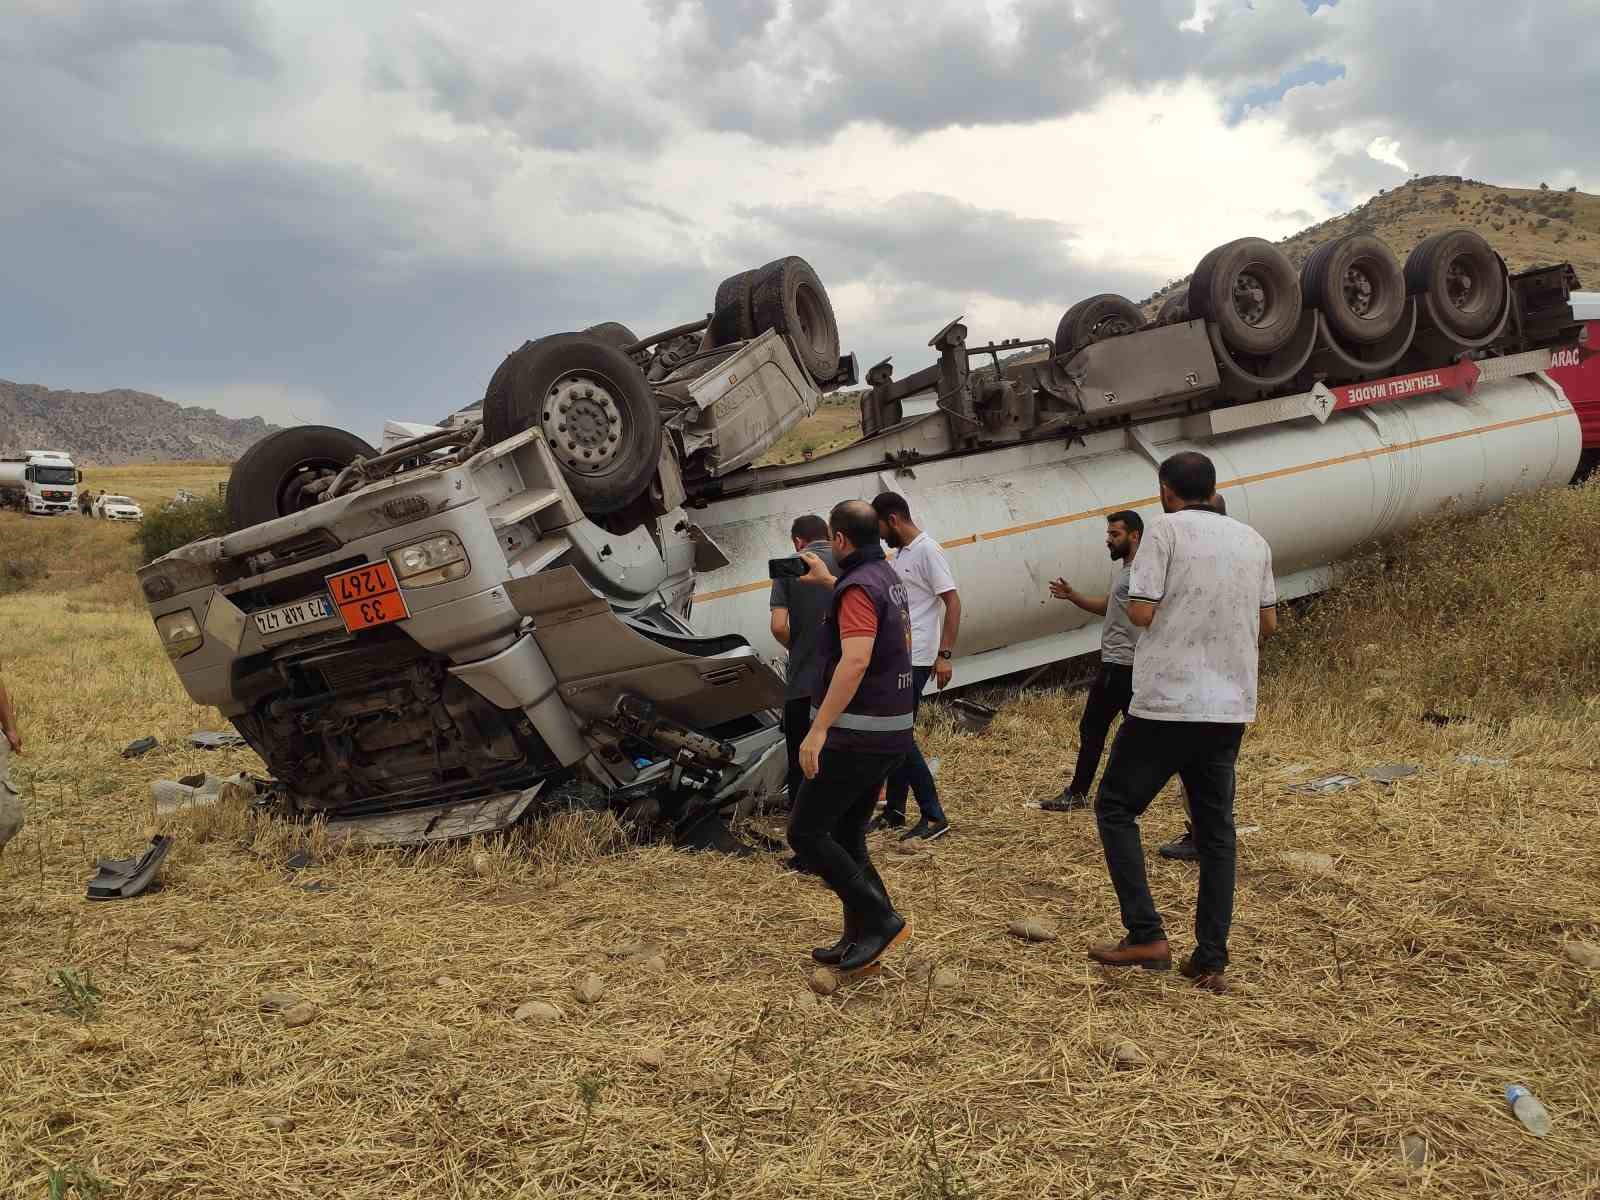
[
  {"xmin": 1037, "ymin": 510, "xmax": 1144, "ymax": 811},
  {"xmin": 770, "ymin": 514, "xmax": 838, "ymax": 809}
]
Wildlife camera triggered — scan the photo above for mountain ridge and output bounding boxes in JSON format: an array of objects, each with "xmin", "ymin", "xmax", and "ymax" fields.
[{"xmin": 0, "ymin": 380, "xmax": 280, "ymax": 464}]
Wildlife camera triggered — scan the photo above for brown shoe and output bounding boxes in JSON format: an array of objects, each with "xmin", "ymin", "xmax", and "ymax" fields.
[
  {"xmin": 1087, "ymin": 937, "xmax": 1171, "ymax": 971},
  {"xmin": 1179, "ymin": 957, "xmax": 1229, "ymax": 994}
]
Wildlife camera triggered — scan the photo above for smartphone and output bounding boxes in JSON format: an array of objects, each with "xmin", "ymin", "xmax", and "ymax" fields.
[{"xmin": 768, "ymin": 555, "xmax": 809, "ymax": 580}]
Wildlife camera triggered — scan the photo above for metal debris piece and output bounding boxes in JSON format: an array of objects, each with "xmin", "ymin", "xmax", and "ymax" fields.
[
  {"xmin": 1364, "ymin": 763, "xmax": 1421, "ymax": 784},
  {"xmin": 152, "ymin": 771, "xmax": 259, "ymax": 816},
  {"xmin": 121, "ymin": 736, "xmax": 158, "ymax": 759},
  {"xmin": 189, "ymin": 730, "xmax": 247, "ymax": 750},
  {"xmin": 948, "ymin": 698, "xmax": 998, "ymax": 734},
  {"xmin": 1286, "ymin": 773, "xmax": 1360, "ymax": 795},
  {"xmin": 85, "ymin": 834, "xmax": 173, "ymax": 900},
  {"xmin": 1400, "ymin": 1133, "xmax": 1429, "ymax": 1167}
]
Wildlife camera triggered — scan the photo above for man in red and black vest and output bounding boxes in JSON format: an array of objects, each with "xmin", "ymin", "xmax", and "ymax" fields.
[{"xmin": 788, "ymin": 499, "xmax": 916, "ymax": 975}]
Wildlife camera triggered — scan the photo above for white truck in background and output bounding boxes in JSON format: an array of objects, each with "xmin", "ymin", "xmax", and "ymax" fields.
[{"xmin": 0, "ymin": 450, "xmax": 82, "ymax": 516}]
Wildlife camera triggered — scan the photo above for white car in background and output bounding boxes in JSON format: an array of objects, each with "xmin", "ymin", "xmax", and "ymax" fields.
[{"xmin": 94, "ymin": 494, "xmax": 144, "ymax": 522}]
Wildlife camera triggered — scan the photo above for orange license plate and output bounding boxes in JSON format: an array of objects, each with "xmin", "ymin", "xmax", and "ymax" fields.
[{"xmin": 325, "ymin": 561, "xmax": 411, "ymax": 632}]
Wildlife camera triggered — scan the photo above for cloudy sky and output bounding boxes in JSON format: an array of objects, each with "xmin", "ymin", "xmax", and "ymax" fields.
[{"xmin": 3, "ymin": 0, "xmax": 1597, "ymax": 439}]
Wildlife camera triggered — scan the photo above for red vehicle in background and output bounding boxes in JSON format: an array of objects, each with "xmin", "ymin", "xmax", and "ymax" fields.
[{"xmin": 1549, "ymin": 290, "xmax": 1600, "ymax": 481}]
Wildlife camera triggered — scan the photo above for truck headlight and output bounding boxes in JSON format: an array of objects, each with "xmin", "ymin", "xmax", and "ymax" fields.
[
  {"xmin": 387, "ymin": 532, "xmax": 469, "ymax": 588},
  {"xmin": 155, "ymin": 609, "xmax": 204, "ymax": 659}
]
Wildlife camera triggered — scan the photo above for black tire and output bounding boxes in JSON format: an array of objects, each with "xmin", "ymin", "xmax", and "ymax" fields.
[
  {"xmin": 1404, "ymin": 228, "xmax": 1506, "ymax": 340},
  {"xmin": 1156, "ymin": 290, "xmax": 1190, "ymax": 325},
  {"xmin": 583, "ymin": 322, "xmax": 639, "ymax": 350},
  {"xmin": 707, "ymin": 269, "xmax": 758, "ymax": 347},
  {"xmin": 1054, "ymin": 294, "xmax": 1146, "ymax": 353},
  {"xmin": 482, "ymin": 333, "xmax": 663, "ymax": 515},
  {"xmin": 1189, "ymin": 237, "xmax": 1302, "ymax": 355},
  {"xmin": 750, "ymin": 256, "xmax": 841, "ymax": 381},
  {"xmin": 226, "ymin": 426, "xmax": 377, "ymax": 532},
  {"xmin": 1301, "ymin": 234, "xmax": 1405, "ymax": 345}
]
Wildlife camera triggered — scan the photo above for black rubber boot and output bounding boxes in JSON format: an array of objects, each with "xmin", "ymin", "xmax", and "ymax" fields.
[
  {"xmin": 812, "ymin": 906, "xmax": 857, "ymax": 966},
  {"xmin": 836, "ymin": 868, "xmax": 910, "ymax": 974}
]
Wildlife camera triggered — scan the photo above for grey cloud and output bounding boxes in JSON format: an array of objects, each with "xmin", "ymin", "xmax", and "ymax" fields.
[
  {"xmin": 386, "ymin": 22, "xmax": 670, "ymax": 152},
  {"xmin": 731, "ymin": 193, "xmax": 1161, "ymax": 307},
  {"xmin": 0, "ymin": 0, "xmax": 278, "ymax": 83}
]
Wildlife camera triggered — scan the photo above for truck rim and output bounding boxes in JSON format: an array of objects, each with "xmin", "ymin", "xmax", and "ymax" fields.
[
  {"xmin": 795, "ymin": 280, "xmax": 832, "ymax": 359},
  {"xmin": 1233, "ymin": 269, "xmax": 1271, "ymax": 326},
  {"xmin": 543, "ymin": 372, "xmax": 625, "ymax": 474},
  {"xmin": 1343, "ymin": 265, "xmax": 1377, "ymax": 317},
  {"xmin": 1445, "ymin": 256, "xmax": 1478, "ymax": 313},
  {"xmin": 277, "ymin": 460, "xmax": 345, "ymax": 513}
]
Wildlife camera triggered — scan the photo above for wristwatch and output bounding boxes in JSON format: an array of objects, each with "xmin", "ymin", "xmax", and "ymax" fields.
[{"xmin": 937, "ymin": 650, "xmax": 952, "ymax": 660}]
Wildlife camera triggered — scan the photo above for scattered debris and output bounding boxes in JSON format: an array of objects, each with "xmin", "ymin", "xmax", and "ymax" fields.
[
  {"xmin": 188, "ymin": 730, "xmax": 247, "ymax": 750},
  {"xmin": 1421, "ymin": 709, "xmax": 1467, "ymax": 727},
  {"xmin": 574, "ymin": 973, "xmax": 606, "ymax": 1005},
  {"xmin": 1286, "ymin": 773, "xmax": 1360, "ymax": 795},
  {"xmin": 1455, "ymin": 754, "xmax": 1509, "ymax": 767},
  {"xmin": 1399, "ymin": 1133, "xmax": 1429, "ymax": 1167},
  {"xmin": 809, "ymin": 968, "xmax": 839, "ymax": 997},
  {"xmin": 280, "ymin": 1002, "xmax": 319, "ymax": 1028},
  {"xmin": 1563, "ymin": 942, "xmax": 1600, "ymax": 969},
  {"xmin": 1007, "ymin": 917, "xmax": 1058, "ymax": 943},
  {"xmin": 513, "ymin": 1000, "xmax": 562, "ymax": 1022},
  {"xmin": 635, "ymin": 1046, "xmax": 665, "ymax": 1072},
  {"xmin": 949, "ymin": 698, "xmax": 998, "ymax": 734},
  {"xmin": 85, "ymin": 834, "xmax": 173, "ymax": 901},
  {"xmin": 1097, "ymin": 1037, "xmax": 1150, "ymax": 1068},
  {"xmin": 1280, "ymin": 851, "xmax": 1336, "ymax": 876},
  {"xmin": 1506, "ymin": 1085, "xmax": 1551, "ymax": 1137},
  {"xmin": 152, "ymin": 771, "xmax": 258, "ymax": 816},
  {"xmin": 1364, "ymin": 763, "xmax": 1422, "ymax": 784},
  {"xmin": 121, "ymin": 736, "xmax": 158, "ymax": 759},
  {"xmin": 262, "ymin": 1116, "xmax": 297, "ymax": 1133},
  {"xmin": 259, "ymin": 991, "xmax": 304, "ymax": 1012}
]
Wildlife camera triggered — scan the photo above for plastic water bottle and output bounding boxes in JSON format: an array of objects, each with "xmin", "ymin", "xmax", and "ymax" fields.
[{"xmin": 1506, "ymin": 1085, "xmax": 1551, "ymax": 1137}]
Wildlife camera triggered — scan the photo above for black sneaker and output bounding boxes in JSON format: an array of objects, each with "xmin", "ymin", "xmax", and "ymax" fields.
[
  {"xmin": 899, "ymin": 818, "xmax": 950, "ymax": 843},
  {"xmin": 1158, "ymin": 828, "xmax": 1199, "ymax": 861},
  {"xmin": 868, "ymin": 814, "xmax": 906, "ymax": 833},
  {"xmin": 1038, "ymin": 790, "xmax": 1090, "ymax": 812}
]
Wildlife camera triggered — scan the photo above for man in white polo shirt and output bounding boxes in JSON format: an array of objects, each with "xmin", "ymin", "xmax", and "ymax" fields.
[
  {"xmin": 869, "ymin": 491, "xmax": 958, "ymax": 842},
  {"xmin": 1086, "ymin": 451, "xmax": 1277, "ymax": 994}
]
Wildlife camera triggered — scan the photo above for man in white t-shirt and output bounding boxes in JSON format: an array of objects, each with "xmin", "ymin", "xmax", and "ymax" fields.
[
  {"xmin": 869, "ymin": 491, "xmax": 959, "ymax": 842},
  {"xmin": 1086, "ymin": 452, "xmax": 1276, "ymax": 995}
]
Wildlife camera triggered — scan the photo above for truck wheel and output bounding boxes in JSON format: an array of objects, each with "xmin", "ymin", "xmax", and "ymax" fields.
[
  {"xmin": 750, "ymin": 256, "xmax": 841, "ymax": 382},
  {"xmin": 1302, "ymin": 234, "xmax": 1405, "ymax": 344},
  {"xmin": 1156, "ymin": 290, "xmax": 1189, "ymax": 325},
  {"xmin": 1055, "ymin": 294, "xmax": 1146, "ymax": 353},
  {"xmin": 482, "ymin": 333, "xmax": 663, "ymax": 515},
  {"xmin": 583, "ymin": 322, "xmax": 640, "ymax": 350},
  {"xmin": 1190, "ymin": 237, "xmax": 1301, "ymax": 355},
  {"xmin": 707, "ymin": 269, "xmax": 759, "ymax": 347},
  {"xmin": 1404, "ymin": 228, "xmax": 1505, "ymax": 340},
  {"xmin": 226, "ymin": 426, "xmax": 378, "ymax": 531}
]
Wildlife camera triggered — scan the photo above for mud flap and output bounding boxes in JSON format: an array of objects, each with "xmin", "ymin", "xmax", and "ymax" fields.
[{"xmin": 672, "ymin": 799, "xmax": 756, "ymax": 856}]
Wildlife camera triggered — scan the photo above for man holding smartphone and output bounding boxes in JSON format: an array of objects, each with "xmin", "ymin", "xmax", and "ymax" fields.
[{"xmin": 770, "ymin": 514, "xmax": 838, "ymax": 811}]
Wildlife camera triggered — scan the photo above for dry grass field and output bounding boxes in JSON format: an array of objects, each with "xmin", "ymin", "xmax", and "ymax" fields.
[{"xmin": 2, "ymin": 468, "xmax": 1599, "ymax": 1199}]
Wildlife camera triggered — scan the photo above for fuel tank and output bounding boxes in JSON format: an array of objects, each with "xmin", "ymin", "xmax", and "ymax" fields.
[{"xmin": 688, "ymin": 373, "xmax": 1580, "ymax": 691}]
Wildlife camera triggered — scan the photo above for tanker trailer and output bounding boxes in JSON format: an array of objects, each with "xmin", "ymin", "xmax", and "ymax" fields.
[{"xmin": 134, "ymin": 232, "xmax": 1587, "ymax": 847}]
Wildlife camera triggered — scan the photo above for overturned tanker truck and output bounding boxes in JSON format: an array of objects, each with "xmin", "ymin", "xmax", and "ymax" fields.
[{"xmin": 137, "ymin": 233, "xmax": 1589, "ymax": 850}]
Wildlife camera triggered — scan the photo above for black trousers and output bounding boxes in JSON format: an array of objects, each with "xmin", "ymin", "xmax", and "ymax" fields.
[
  {"xmin": 788, "ymin": 747, "xmax": 904, "ymax": 903},
  {"xmin": 1066, "ymin": 662, "xmax": 1133, "ymax": 797},
  {"xmin": 882, "ymin": 665, "xmax": 946, "ymax": 824},
  {"xmin": 1094, "ymin": 715, "xmax": 1245, "ymax": 973},
  {"xmin": 782, "ymin": 696, "xmax": 812, "ymax": 807}
]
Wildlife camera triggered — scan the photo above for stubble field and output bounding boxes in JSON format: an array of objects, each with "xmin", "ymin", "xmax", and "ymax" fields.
[{"xmin": 1, "ymin": 470, "xmax": 1598, "ymax": 1200}]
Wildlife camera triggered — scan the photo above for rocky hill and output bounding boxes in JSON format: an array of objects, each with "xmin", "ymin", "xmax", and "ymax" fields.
[
  {"xmin": 1140, "ymin": 175, "xmax": 1599, "ymax": 314},
  {"xmin": 0, "ymin": 381, "xmax": 279, "ymax": 464}
]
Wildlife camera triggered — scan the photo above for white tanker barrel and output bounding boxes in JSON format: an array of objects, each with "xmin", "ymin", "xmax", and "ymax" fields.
[
  {"xmin": 688, "ymin": 373, "xmax": 1579, "ymax": 692},
  {"xmin": 0, "ymin": 462, "xmax": 30, "ymax": 490}
]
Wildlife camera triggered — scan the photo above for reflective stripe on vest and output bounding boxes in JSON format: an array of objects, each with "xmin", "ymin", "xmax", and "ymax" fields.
[{"xmin": 809, "ymin": 707, "xmax": 915, "ymax": 731}]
